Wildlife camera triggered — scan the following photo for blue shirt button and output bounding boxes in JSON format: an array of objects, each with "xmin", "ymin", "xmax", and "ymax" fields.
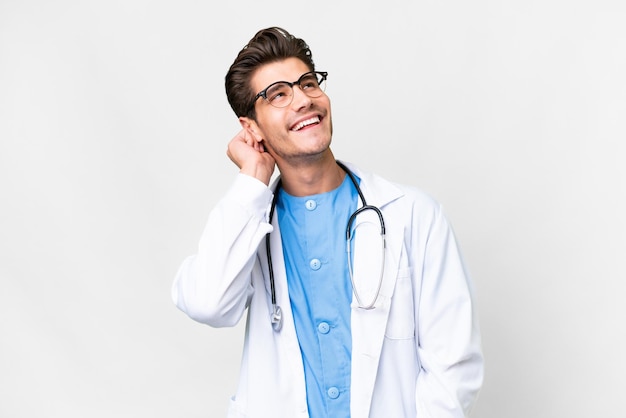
[
  {"xmin": 317, "ymin": 322, "xmax": 330, "ymax": 334},
  {"xmin": 309, "ymin": 258, "xmax": 321, "ymax": 270},
  {"xmin": 327, "ymin": 387, "xmax": 339, "ymax": 399},
  {"xmin": 305, "ymin": 199, "xmax": 317, "ymax": 210}
]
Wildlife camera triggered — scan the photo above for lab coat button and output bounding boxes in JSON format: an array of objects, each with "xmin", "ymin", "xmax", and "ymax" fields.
[
  {"xmin": 317, "ymin": 322, "xmax": 330, "ymax": 334},
  {"xmin": 305, "ymin": 199, "xmax": 317, "ymax": 210},
  {"xmin": 309, "ymin": 258, "xmax": 321, "ymax": 270},
  {"xmin": 327, "ymin": 387, "xmax": 339, "ymax": 399}
]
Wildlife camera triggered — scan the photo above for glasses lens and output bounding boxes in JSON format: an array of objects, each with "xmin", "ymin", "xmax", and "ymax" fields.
[
  {"xmin": 265, "ymin": 82, "xmax": 293, "ymax": 108},
  {"xmin": 299, "ymin": 73, "xmax": 325, "ymax": 98}
]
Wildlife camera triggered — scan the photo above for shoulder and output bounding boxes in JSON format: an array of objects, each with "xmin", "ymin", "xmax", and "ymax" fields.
[{"xmin": 341, "ymin": 161, "xmax": 441, "ymax": 213}]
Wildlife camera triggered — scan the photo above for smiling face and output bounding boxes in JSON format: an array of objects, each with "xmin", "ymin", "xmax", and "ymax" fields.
[{"xmin": 241, "ymin": 57, "xmax": 333, "ymax": 168}]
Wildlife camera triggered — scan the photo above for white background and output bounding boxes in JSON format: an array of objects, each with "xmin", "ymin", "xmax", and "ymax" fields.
[{"xmin": 1, "ymin": 0, "xmax": 625, "ymax": 417}]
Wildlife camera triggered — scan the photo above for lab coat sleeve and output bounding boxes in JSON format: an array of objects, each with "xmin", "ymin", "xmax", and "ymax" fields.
[
  {"xmin": 171, "ymin": 173, "xmax": 274, "ymax": 327},
  {"xmin": 414, "ymin": 203, "xmax": 483, "ymax": 417}
]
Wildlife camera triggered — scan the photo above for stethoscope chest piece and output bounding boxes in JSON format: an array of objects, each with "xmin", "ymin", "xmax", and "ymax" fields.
[{"xmin": 271, "ymin": 305, "xmax": 283, "ymax": 332}]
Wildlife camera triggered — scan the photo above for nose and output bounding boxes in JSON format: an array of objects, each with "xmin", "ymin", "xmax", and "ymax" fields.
[{"xmin": 290, "ymin": 84, "xmax": 313, "ymax": 110}]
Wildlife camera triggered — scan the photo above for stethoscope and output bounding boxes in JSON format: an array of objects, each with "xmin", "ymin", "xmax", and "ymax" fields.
[{"xmin": 265, "ymin": 161, "xmax": 386, "ymax": 332}]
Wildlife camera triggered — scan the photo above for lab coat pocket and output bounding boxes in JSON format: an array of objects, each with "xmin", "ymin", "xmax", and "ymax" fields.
[{"xmin": 384, "ymin": 267, "xmax": 415, "ymax": 340}]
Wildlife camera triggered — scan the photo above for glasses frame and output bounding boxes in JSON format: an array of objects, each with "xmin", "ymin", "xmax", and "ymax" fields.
[{"xmin": 250, "ymin": 71, "xmax": 328, "ymax": 111}]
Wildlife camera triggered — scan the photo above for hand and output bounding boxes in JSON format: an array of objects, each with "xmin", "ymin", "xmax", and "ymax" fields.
[{"xmin": 226, "ymin": 128, "xmax": 276, "ymax": 185}]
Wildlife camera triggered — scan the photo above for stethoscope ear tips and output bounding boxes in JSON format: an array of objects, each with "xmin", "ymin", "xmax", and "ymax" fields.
[{"xmin": 271, "ymin": 305, "xmax": 283, "ymax": 332}]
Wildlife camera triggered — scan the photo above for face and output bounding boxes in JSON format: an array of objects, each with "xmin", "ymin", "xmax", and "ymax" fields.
[{"xmin": 241, "ymin": 57, "xmax": 333, "ymax": 166}]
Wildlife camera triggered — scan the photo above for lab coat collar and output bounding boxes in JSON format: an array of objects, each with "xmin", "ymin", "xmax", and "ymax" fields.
[
  {"xmin": 267, "ymin": 160, "xmax": 405, "ymax": 210},
  {"xmin": 337, "ymin": 160, "xmax": 405, "ymax": 210},
  {"xmin": 340, "ymin": 162, "xmax": 406, "ymax": 417}
]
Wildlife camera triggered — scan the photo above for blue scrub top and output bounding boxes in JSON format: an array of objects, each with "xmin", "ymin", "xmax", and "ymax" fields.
[{"xmin": 277, "ymin": 173, "xmax": 358, "ymax": 418}]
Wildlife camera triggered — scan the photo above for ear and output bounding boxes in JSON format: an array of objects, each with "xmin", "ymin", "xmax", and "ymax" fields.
[{"xmin": 239, "ymin": 117, "xmax": 263, "ymax": 143}]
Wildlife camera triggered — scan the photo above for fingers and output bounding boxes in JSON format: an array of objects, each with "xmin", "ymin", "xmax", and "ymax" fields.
[
  {"xmin": 243, "ymin": 129, "xmax": 266, "ymax": 153},
  {"xmin": 253, "ymin": 140, "xmax": 265, "ymax": 153},
  {"xmin": 226, "ymin": 128, "xmax": 270, "ymax": 170},
  {"xmin": 224, "ymin": 128, "xmax": 275, "ymax": 185},
  {"xmin": 236, "ymin": 129, "xmax": 260, "ymax": 152}
]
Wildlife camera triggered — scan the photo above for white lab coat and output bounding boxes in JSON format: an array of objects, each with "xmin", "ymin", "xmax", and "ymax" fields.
[{"xmin": 172, "ymin": 162, "xmax": 483, "ymax": 418}]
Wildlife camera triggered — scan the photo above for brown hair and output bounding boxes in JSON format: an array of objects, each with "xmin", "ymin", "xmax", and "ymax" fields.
[{"xmin": 225, "ymin": 27, "xmax": 316, "ymax": 119}]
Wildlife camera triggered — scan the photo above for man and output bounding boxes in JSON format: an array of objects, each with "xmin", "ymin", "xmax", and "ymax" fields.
[{"xmin": 172, "ymin": 27, "xmax": 483, "ymax": 418}]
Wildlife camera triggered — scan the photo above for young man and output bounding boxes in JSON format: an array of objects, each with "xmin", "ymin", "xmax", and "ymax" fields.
[{"xmin": 172, "ymin": 27, "xmax": 483, "ymax": 418}]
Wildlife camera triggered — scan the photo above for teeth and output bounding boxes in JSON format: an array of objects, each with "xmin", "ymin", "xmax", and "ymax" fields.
[{"xmin": 293, "ymin": 116, "xmax": 320, "ymax": 131}]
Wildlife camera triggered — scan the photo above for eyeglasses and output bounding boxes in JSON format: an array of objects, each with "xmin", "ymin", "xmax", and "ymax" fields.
[{"xmin": 251, "ymin": 71, "xmax": 328, "ymax": 109}]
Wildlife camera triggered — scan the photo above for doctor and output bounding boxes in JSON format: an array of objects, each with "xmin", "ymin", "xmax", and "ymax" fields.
[{"xmin": 172, "ymin": 27, "xmax": 483, "ymax": 418}]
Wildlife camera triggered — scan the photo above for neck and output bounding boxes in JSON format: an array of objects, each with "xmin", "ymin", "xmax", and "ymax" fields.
[{"xmin": 277, "ymin": 153, "xmax": 345, "ymax": 197}]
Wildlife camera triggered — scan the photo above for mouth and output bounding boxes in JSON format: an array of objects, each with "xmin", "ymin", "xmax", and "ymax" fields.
[{"xmin": 290, "ymin": 116, "xmax": 321, "ymax": 132}]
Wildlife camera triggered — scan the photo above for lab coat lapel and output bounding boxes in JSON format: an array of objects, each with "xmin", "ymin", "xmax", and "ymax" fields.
[
  {"xmin": 259, "ymin": 181, "xmax": 309, "ymax": 409},
  {"xmin": 346, "ymin": 164, "xmax": 405, "ymax": 418},
  {"xmin": 266, "ymin": 197, "xmax": 300, "ymax": 346},
  {"xmin": 350, "ymin": 222, "xmax": 403, "ymax": 418}
]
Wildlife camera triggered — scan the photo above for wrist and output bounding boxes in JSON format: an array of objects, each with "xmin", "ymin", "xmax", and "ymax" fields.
[{"xmin": 239, "ymin": 164, "xmax": 272, "ymax": 186}]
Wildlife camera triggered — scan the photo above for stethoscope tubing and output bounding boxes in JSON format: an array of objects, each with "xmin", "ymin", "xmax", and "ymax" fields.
[
  {"xmin": 266, "ymin": 180, "xmax": 283, "ymax": 331},
  {"xmin": 266, "ymin": 162, "xmax": 386, "ymax": 332}
]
